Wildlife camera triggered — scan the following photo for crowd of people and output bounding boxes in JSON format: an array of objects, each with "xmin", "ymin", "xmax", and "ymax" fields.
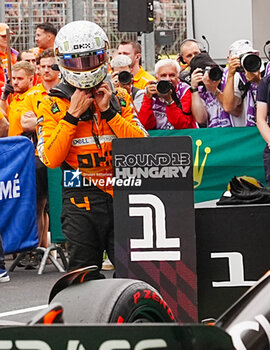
[{"xmin": 1, "ymin": 19, "xmax": 270, "ymax": 283}]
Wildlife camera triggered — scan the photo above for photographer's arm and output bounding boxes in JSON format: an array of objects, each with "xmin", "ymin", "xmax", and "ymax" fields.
[
  {"xmin": 203, "ymin": 74, "xmax": 224, "ymax": 107},
  {"xmin": 223, "ymin": 57, "xmax": 243, "ymax": 116},
  {"xmin": 190, "ymin": 69, "xmax": 208, "ymax": 124},
  {"xmin": 191, "ymin": 91, "xmax": 208, "ymax": 125}
]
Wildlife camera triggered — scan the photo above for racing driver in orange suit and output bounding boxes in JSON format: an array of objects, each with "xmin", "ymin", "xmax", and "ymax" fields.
[{"xmin": 36, "ymin": 20, "xmax": 148, "ymax": 278}]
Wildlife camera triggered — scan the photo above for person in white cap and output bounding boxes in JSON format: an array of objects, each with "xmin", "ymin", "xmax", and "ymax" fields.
[
  {"xmin": 110, "ymin": 54, "xmax": 145, "ymax": 117},
  {"xmin": 223, "ymin": 39, "xmax": 262, "ymax": 127},
  {"xmin": 0, "ymin": 23, "xmax": 18, "ymax": 87}
]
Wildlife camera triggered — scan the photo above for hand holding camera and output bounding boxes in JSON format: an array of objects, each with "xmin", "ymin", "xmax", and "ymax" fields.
[
  {"xmin": 228, "ymin": 56, "xmax": 241, "ymax": 77},
  {"xmin": 156, "ymin": 80, "xmax": 174, "ymax": 95},
  {"xmin": 146, "ymin": 80, "xmax": 174, "ymax": 104},
  {"xmin": 111, "ymin": 72, "xmax": 120, "ymax": 88},
  {"xmin": 112, "ymin": 71, "xmax": 133, "ymax": 93},
  {"xmin": 191, "ymin": 68, "xmax": 204, "ymax": 89},
  {"xmin": 229, "ymin": 51, "xmax": 262, "ymax": 78},
  {"xmin": 189, "ymin": 53, "xmax": 223, "ymax": 85},
  {"xmin": 145, "ymin": 80, "xmax": 159, "ymax": 99},
  {"xmin": 230, "ymin": 49, "xmax": 262, "ymax": 74}
]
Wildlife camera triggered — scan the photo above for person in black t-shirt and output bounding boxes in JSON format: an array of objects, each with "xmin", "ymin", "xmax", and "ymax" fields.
[{"xmin": 256, "ymin": 74, "xmax": 270, "ymax": 186}]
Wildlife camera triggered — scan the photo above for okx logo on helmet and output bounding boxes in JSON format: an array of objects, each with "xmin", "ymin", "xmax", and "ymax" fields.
[{"xmin": 54, "ymin": 20, "xmax": 110, "ymax": 89}]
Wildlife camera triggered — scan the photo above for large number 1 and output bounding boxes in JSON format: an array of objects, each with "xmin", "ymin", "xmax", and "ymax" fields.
[{"xmin": 128, "ymin": 194, "xmax": 181, "ymax": 261}]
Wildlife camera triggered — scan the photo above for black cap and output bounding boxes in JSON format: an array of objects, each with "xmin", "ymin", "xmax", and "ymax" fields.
[{"xmin": 190, "ymin": 52, "xmax": 218, "ymax": 73}]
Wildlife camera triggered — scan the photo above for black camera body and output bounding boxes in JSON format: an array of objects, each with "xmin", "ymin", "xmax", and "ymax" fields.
[
  {"xmin": 118, "ymin": 71, "xmax": 133, "ymax": 85},
  {"xmin": 152, "ymin": 79, "xmax": 191, "ymax": 116},
  {"xmin": 156, "ymin": 80, "xmax": 174, "ymax": 94},
  {"xmin": 200, "ymin": 66, "xmax": 223, "ymax": 81}
]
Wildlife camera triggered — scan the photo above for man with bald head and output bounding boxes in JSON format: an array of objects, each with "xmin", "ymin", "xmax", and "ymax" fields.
[{"xmin": 177, "ymin": 39, "xmax": 201, "ymax": 71}]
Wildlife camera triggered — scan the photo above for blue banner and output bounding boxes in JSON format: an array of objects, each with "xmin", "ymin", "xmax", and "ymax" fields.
[{"xmin": 0, "ymin": 137, "xmax": 38, "ymax": 254}]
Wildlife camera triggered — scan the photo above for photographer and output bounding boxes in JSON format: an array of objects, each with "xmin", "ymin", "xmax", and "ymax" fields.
[
  {"xmin": 138, "ymin": 59, "xmax": 197, "ymax": 130},
  {"xmin": 223, "ymin": 40, "xmax": 262, "ymax": 127},
  {"xmin": 35, "ymin": 21, "xmax": 148, "ymax": 277},
  {"xmin": 189, "ymin": 52, "xmax": 233, "ymax": 127},
  {"xmin": 110, "ymin": 54, "xmax": 145, "ymax": 116}
]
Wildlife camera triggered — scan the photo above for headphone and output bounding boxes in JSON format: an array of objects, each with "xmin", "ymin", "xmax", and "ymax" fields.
[{"xmin": 178, "ymin": 38, "xmax": 206, "ymax": 64}]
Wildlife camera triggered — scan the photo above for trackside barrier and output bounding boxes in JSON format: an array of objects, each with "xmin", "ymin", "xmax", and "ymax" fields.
[{"xmin": 0, "ymin": 137, "xmax": 38, "ymax": 254}]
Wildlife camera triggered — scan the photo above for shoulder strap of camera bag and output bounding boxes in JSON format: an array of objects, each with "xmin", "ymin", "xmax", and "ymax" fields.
[
  {"xmin": 238, "ymin": 77, "xmax": 251, "ymax": 101},
  {"xmin": 171, "ymin": 89, "xmax": 192, "ymax": 115}
]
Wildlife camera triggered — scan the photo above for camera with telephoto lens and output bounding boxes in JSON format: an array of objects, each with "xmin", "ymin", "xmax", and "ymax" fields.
[
  {"xmin": 156, "ymin": 80, "xmax": 174, "ymax": 94},
  {"xmin": 230, "ymin": 48, "xmax": 262, "ymax": 72},
  {"xmin": 238, "ymin": 53, "xmax": 262, "ymax": 73},
  {"xmin": 118, "ymin": 71, "xmax": 133, "ymax": 85},
  {"xmin": 187, "ymin": 52, "xmax": 224, "ymax": 85}
]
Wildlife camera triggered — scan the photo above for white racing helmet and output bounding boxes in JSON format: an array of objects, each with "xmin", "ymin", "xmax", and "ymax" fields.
[{"xmin": 54, "ymin": 20, "xmax": 109, "ymax": 89}]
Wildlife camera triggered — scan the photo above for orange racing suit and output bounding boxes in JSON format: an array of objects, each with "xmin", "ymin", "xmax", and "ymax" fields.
[{"xmin": 36, "ymin": 83, "xmax": 148, "ymax": 274}]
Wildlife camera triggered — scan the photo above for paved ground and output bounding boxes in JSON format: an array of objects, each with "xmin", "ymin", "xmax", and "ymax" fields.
[{"xmin": 0, "ymin": 254, "xmax": 114, "ymax": 324}]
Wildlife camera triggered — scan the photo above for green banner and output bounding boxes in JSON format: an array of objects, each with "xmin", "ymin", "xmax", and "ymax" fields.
[
  {"xmin": 47, "ymin": 167, "xmax": 63, "ymax": 243},
  {"xmin": 149, "ymin": 127, "xmax": 266, "ymax": 203}
]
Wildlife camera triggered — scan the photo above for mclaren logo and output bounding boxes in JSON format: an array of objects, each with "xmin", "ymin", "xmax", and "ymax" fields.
[{"xmin": 0, "ymin": 339, "xmax": 168, "ymax": 349}]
